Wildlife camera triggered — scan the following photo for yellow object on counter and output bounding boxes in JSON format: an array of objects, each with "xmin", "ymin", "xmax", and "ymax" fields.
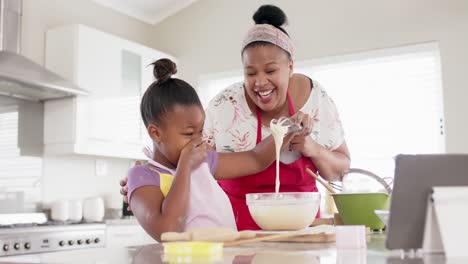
[{"xmin": 162, "ymin": 242, "xmax": 223, "ymax": 263}]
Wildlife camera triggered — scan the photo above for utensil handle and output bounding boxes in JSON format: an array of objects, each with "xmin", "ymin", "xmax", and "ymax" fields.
[
  {"xmin": 306, "ymin": 168, "xmax": 336, "ymax": 194},
  {"xmin": 223, "ymin": 230, "xmax": 310, "ymax": 247}
]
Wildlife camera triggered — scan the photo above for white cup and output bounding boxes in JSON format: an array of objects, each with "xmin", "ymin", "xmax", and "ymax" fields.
[
  {"xmin": 104, "ymin": 192, "xmax": 122, "ymax": 210},
  {"xmin": 83, "ymin": 197, "xmax": 105, "ymax": 222},
  {"xmin": 68, "ymin": 200, "xmax": 83, "ymax": 222},
  {"xmin": 336, "ymin": 225, "xmax": 367, "ymax": 249},
  {"xmin": 51, "ymin": 200, "xmax": 69, "ymax": 222}
]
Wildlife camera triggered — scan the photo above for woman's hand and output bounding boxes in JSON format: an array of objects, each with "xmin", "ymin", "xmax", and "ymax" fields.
[
  {"xmin": 178, "ymin": 136, "xmax": 208, "ymax": 171},
  {"xmin": 119, "ymin": 160, "xmax": 142, "ymax": 211},
  {"xmin": 289, "ymin": 110, "xmax": 320, "ymax": 158},
  {"xmin": 119, "ymin": 177, "xmax": 129, "ymax": 203},
  {"xmin": 290, "ymin": 135, "xmax": 320, "ymax": 158},
  {"xmin": 290, "ymin": 109, "xmax": 318, "ymax": 136}
]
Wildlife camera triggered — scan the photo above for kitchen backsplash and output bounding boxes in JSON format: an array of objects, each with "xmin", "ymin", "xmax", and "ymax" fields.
[{"xmin": 42, "ymin": 155, "xmax": 132, "ymax": 210}]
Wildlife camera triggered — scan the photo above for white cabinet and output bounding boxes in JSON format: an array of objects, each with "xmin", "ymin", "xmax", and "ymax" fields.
[
  {"xmin": 106, "ymin": 224, "xmax": 156, "ymax": 248},
  {"xmin": 44, "ymin": 24, "xmax": 174, "ymax": 159}
]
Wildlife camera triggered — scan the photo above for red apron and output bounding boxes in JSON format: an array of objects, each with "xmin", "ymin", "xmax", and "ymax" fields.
[{"xmin": 218, "ymin": 94, "xmax": 320, "ymax": 230}]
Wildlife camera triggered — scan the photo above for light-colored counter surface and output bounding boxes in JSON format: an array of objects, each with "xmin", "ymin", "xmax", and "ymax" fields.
[
  {"xmin": 105, "ymin": 217, "xmax": 139, "ymax": 225},
  {"xmin": 0, "ymin": 234, "xmax": 448, "ymax": 264}
]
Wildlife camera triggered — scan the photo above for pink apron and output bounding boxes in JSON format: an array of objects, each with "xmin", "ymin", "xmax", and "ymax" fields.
[{"xmin": 145, "ymin": 153, "xmax": 237, "ymax": 231}]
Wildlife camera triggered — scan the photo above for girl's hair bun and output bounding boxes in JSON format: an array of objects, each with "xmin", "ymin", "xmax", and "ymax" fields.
[
  {"xmin": 152, "ymin": 58, "xmax": 177, "ymax": 84},
  {"xmin": 253, "ymin": 5, "xmax": 287, "ymax": 28}
]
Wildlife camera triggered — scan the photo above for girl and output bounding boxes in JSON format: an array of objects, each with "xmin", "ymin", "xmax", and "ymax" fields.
[{"xmin": 126, "ymin": 58, "xmax": 300, "ymax": 241}]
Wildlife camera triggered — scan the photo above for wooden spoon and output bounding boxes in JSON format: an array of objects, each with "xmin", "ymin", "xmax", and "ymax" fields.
[{"xmin": 306, "ymin": 168, "xmax": 336, "ymax": 194}]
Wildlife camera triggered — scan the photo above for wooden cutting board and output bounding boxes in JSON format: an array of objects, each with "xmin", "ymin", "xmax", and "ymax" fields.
[
  {"xmin": 161, "ymin": 224, "xmax": 337, "ymax": 247},
  {"xmin": 223, "ymin": 225, "xmax": 336, "ymax": 247}
]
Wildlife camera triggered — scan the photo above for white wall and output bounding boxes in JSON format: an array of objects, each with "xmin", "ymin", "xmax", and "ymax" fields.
[
  {"xmin": 20, "ymin": 0, "xmax": 156, "ymax": 206},
  {"xmin": 148, "ymin": 0, "xmax": 468, "ymax": 153}
]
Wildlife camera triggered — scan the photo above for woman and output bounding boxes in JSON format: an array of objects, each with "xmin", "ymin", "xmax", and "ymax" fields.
[
  {"xmin": 121, "ymin": 5, "xmax": 350, "ymax": 231},
  {"xmin": 203, "ymin": 5, "xmax": 350, "ymax": 230}
]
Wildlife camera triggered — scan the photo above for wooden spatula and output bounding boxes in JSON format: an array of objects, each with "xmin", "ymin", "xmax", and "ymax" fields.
[
  {"xmin": 223, "ymin": 229, "xmax": 313, "ymax": 247},
  {"xmin": 306, "ymin": 168, "xmax": 336, "ymax": 194}
]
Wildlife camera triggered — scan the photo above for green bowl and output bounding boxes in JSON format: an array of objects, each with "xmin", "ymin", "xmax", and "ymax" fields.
[{"xmin": 332, "ymin": 192, "xmax": 390, "ymax": 230}]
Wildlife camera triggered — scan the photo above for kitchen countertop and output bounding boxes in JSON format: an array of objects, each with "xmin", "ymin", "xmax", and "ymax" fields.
[
  {"xmin": 104, "ymin": 218, "xmax": 139, "ymax": 225},
  {"xmin": 0, "ymin": 234, "xmax": 448, "ymax": 264}
]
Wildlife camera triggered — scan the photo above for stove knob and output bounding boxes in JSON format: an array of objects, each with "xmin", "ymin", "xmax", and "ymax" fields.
[
  {"xmin": 24, "ymin": 243, "xmax": 31, "ymax": 250},
  {"xmin": 77, "ymin": 240, "xmax": 83, "ymax": 245},
  {"xmin": 85, "ymin": 239, "xmax": 91, "ymax": 244},
  {"xmin": 94, "ymin": 238, "xmax": 100, "ymax": 244},
  {"xmin": 68, "ymin": 240, "xmax": 75, "ymax": 246},
  {"xmin": 2, "ymin": 244, "xmax": 8, "ymax": 251},
  {"xmin": 59, "ymin": 240, "xmax": 65, "ymax": 247},
  {"xmin": 13, "ymin": 243, "xmax": 20, "ymax": 250}
]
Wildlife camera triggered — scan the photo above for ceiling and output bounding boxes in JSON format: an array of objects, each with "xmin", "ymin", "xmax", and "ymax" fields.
[{"xmin": 92, "ymin": 0, "xmax": 198, "ymax": 25}]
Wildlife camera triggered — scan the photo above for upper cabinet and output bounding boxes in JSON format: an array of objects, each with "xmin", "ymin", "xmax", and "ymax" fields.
[{"xmin": 44, "ymin": 24, "xmax": 174, "ymax": 159}]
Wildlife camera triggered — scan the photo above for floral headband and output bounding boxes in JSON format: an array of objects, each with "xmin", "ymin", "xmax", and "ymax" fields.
[{"xmin": 241, "ymin": 24, "xmax": 295, "ymax": 58}]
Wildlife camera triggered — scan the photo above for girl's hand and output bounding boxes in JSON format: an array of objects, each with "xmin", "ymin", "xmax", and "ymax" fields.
[{"xmin": 178, "ymin": 136, "xmax": 208, "ymax": 170}]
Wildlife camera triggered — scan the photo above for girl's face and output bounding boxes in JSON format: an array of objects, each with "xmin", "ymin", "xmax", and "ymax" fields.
[
  {"xmin": 150, "ymin": 104, "xmax": 205, "ymax": 169},
  {"xmin": 242, "ymin": 44, "xmax": 293, "ymax": 113}
]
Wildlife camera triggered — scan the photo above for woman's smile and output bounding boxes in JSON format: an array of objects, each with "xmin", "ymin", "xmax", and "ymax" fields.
[{"xmin": 255, "ymin": 89, "xmax": 276, "ymax": 104}]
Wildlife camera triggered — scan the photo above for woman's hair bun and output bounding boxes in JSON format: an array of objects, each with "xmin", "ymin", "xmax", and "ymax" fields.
[
  {"xmin": 253, "ymin": 5, "xmax": 287, "ymax": 28},
  {"xmin": 152, "ymin": 58, "xmax": 177, "ymax": 84}
]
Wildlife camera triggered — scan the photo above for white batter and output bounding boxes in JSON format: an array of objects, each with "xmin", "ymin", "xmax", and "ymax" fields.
[
  {"xmin": 249, "ymin": 202, "xmax": 319, "ymax": 231},
  {"xmin": 270, "ymin": 117, "xmax": 291, "ymax": 194}
]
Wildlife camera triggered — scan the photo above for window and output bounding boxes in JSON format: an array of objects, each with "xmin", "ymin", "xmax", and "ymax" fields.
[
  {"xmin": 198, "ymin": 71, "xmax": 243, "ymax": 108},
  {"xmin": 296, "ymin": 42, "xmax": 445, "ymax": 178},
  {"xmin": 197, "ymin": 42, "xmax": 445, "ymax": 180}
]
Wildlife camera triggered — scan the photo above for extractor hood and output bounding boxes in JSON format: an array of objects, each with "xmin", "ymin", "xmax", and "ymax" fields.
[{"xmin": 0, "ymin": 0, "xmax": 88, "ymax": 102}]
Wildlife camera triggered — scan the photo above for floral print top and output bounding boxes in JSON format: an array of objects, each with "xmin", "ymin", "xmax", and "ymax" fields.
[{"xmin": 204, "ymin": 79, "xmax": 345, "ymax": 164}]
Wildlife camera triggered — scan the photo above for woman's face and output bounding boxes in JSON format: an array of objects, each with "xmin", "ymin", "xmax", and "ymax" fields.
[{"xmin": 242, "ymin": 44, "xmax": 293, "ymax": 113}]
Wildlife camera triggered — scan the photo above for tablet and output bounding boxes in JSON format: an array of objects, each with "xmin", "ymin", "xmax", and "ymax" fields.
[{"xmin": 386, "ymin": 154, "xmax": 468, "ymax": 250}]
